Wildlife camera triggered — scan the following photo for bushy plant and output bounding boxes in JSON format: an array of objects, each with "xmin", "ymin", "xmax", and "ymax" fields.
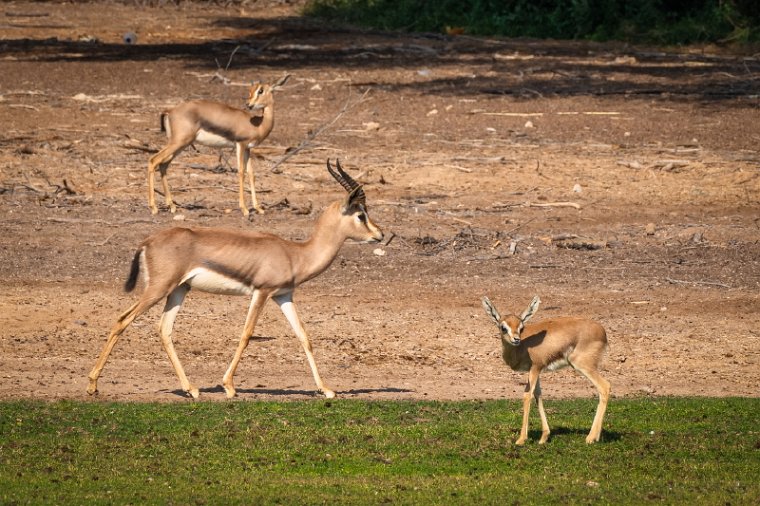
[{"xmin": 304, "ymin": 0, "xmax": 759, "ymax": 43}]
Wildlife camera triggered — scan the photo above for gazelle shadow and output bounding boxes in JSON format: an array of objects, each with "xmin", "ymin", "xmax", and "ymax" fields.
[
  {"xmin": 525, "ymin": 427, "xmax": 623, "ymax": 443},
  {"xmin": 167, "ymin": 385, "xmax": 414, "ymax": 398}
]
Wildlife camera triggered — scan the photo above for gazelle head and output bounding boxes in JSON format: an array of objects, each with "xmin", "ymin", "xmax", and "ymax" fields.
[
  {"xmin": 482, "ymin": 295, "xmax": 541, "ymax": 346},
  {"xmin": 246, "ymin": 74, "xmax": 290, "ymax": 112},
  {"xmin": 327, "ymin": 159, "xmax": 384, "ymax": 244}
]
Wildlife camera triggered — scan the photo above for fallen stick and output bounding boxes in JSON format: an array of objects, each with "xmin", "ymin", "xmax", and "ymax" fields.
[
  {"xmin": 528, "ymin": 201, "xmax": 581, "ymax": 210},
  {"xmin": 9, "ymin": 104, "xmax": 39, "ymax": 111},
  {"xmin": 86, "ymin": 233, "xmax": 116, "ymax": 247},
  {"xmin": 121, "ymin": 139, "xmax": 157, "ymax": 153},
  {"xmin": 617, "ymin": 160, "xmax": 644, "ymax": 170},
  {"xmin": 666, "ymin": 277, "xmax": 730, "ymax": 289},
  {"xmin": 445, "ymin": 164, "xmax": 473, "ymax": 173},
  {"xmin": 492, "ymin": 201, "xmax": 581, "ymax": 210},
  {"xmin": 442, "ymin": 212, "xmax": 474, "ymax": 226},
  {"xmin": 482, "ymin": 112, "xmax": 544, "ymax": 117},
  {"xmin": 652, "ymin": 159, "xmax": 691, "ymax": 170}
]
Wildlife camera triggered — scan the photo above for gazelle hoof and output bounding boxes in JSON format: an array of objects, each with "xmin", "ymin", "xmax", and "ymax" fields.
[
  {"xmin": 86, "ymin": 382, "xmax": 98, "ymax": 395},
  {"xmin": 322, "ymin": 389, "xmax": 336, "ymax": 399},
  {"xmin": 188, "ymin": 387, "xmax": 200, "ymax": 399},
  {"xmin": 515, "ymin": 438, "xmax": 527, "ymax": 446}
]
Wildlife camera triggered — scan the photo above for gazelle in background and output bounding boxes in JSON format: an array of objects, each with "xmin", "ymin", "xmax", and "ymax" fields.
[
  {"xmin": 481, "ymin": 295, "xmax": 610, "ymax": 445},
  {"xmin": 147, "ymin": 74, "xmax": 289, "ymax": 216},
  {"xmin": 88, "ymin": 159, "xmax": 383, "ymax": 399}
]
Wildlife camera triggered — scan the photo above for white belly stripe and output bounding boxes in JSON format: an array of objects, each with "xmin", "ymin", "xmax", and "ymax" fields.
[
  {"xmin": 194, "ymin": 129, "xmax": 235, "ymax": 148},
  {"xmin": 194, "ymin": 130, "xmax": 258, "ymax": 149},
  {"xmin": 181, "ymin": 267, "xmax": 252, "ymax": 296}
]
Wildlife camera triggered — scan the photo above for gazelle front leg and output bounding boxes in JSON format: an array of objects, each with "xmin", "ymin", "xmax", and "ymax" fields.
[
  {"xmin": 223, "ymin": 289, "xmax": 270, "ymax": 398},
  {"xmin": 534, "ymin": 378, "xmax": 551, "ymax": 444},
  {"xmin": 244, "ymin": 146, "xmax": 264, "ymax": 215},
  {"xmin": 159, "ymin": 165, "xmax": 177, "ymax": 214},
  {"xmin": 273, "ymin": 291, "xmax": 335, "ymax": 399},
  {"xmin": 517, "ymin": 367, "xmax": 542, "ymax": 445},
  {"xmin": 235, "ymin": 143, "xmax": 252, "ymax": 216}
]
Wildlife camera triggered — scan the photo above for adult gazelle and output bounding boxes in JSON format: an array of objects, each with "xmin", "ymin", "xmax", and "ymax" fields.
[
  {"xmin": 148, "ymin": 75, "xmax": 289, "ymax": 215},
  {"xmin": 88, "ymin": 159, "xmax": 383, "ymax": 399}
]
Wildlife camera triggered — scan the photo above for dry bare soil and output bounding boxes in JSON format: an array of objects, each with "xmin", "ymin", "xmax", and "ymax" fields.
[{"xmin": 1, "ymin": 1, "xmax": 759, "ymax": 404}]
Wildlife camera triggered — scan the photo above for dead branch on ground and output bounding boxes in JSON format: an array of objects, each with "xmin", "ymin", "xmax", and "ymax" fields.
[
  {"xmin": 494, "ymin": 201, "xmax": 582, "ymax": 210},
  {"xmin": 666, "ymin": 277, "xmax": 730, "ymax": 289}
]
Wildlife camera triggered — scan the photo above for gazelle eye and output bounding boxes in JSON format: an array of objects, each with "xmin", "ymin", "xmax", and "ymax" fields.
[
  {"xmin": 500, "ymin": 323, "xmax": 508, "ymax": 333},
  {"xmin": 357, "ymin": 213, "xmax": 367, "ymax": 223}
]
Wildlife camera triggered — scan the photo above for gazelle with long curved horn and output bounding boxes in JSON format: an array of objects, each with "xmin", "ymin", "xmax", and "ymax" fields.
[
  {"xmin": 87, "ymin": 159, "xmax": 383, "ymax": 399},
  {"xmin": 148, "ymin": 74, "xmax": 289, "ymax": 216},
  {"xmin": 481, "ymin": 296, "xmax": 610, "ymax": 444}
]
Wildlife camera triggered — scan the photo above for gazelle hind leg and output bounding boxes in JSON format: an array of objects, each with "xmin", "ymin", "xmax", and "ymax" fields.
[
  {"xmin": 86, "ymin": 294, "xmax": 162, "ymax": 395},
  {"xmin": 158, "ymin": 163, "xmax": 176, "ymax": 214},
  {"xmin": 223, "ymin": 289, "xmax": 270, "ymax": 398},
  {"xmin": 574, "ymin": 364, "xmax": 610, "ymax": 443},
  {"xmin": 274, "ymin": 292, "xmax": 335, "ymax": 399},
  {"xmin": 147, "ymin": 157, "xmax": 160, "ymax": 215},
  {"xmin": 148, "ymin": 149, "xmax": 172, "ymax": 214},
  {"xmin": 148, "ymin": 144, "xmax": 184, "ymax": 214},
  {"xmin": 158, "ymin": 284, "xmax": 198, "ymax": 398}
]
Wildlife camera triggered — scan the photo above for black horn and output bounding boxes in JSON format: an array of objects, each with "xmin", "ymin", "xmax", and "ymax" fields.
[{"xmin": 327, "ymin": 159, "xmax": 366, "ymax": 205}]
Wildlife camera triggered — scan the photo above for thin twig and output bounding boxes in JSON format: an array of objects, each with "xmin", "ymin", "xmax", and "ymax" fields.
[
  {"xmin": 269, "ymin": 88, "xmax": 372, "ymax": 173},
  {"xmin": 224, "ymin": 45, "xmax": 241, "ymax": 71},
  {"xmin": 86, "ymin": 233, "xmax": 116, "ymax": 247}
]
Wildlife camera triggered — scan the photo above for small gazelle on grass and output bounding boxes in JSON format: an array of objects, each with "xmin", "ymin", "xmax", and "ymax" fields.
[
  {"xmin": 87, "ymin": 159, "xmax": 383, "ymax": 400},
  {"xmin": 147, "ymin": 74, "xmax": 289, "ymax": 216},
  {"xmin": 481, "ymin": 295, "xmax": 610, "ymax": 445}
]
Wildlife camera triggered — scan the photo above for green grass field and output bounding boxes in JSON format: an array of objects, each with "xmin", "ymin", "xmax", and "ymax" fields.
[{"xmin": 1, "ymin": 398, "xmax": 758, "ymax": 504}]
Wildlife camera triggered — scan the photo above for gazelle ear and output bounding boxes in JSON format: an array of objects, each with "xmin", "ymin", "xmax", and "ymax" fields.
[
  {"xmin": 273, "ymin": 74, "xmax": 290, "ymax": 89},
  {"xmin": 520, "ymin": 295, "xmax": 541, "ymax": 323},
  {"xmin": 481, "ymin": 296, "xmax": 502, "ymax": 326}
]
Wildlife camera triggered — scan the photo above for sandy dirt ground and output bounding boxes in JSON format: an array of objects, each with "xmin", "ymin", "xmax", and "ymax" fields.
[{"xmin": 1, "ymin": 1, "xmax": 759, "ymax": 405}]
